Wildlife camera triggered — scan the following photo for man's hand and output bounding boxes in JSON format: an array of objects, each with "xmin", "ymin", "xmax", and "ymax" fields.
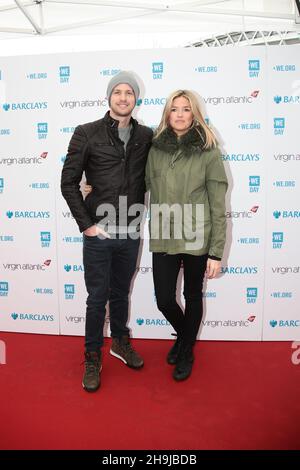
[
  {"xmin": 206, "ymin": 259, "xmax": 221, "ymax": 279},
  {"xmin": 83, "ymin": 225, "xmax": 110, "ymax": 239}
]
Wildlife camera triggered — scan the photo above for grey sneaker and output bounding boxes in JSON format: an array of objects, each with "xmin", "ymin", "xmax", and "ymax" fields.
[
  {"xmin": 110, "ymin": 336, "xmax": 144, "ymax": 369},
  {"xmin": 82, "ymin": 350, "xmax": 102, "ymax": 392}
]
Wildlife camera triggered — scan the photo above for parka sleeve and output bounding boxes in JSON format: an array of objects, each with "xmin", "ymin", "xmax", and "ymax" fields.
[
  {"xmin": 205, "ymin": 148, "xmax": 228, "ymax": 259},
  {"xmin": 145, "ymin": 147, "xmax": 153, "ymax": 192}
]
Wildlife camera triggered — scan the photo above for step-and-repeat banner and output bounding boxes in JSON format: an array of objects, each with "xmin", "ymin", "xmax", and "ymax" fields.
[{"xmin": 0, "ymin": 46, "xmax": 299, "ymax": 340}]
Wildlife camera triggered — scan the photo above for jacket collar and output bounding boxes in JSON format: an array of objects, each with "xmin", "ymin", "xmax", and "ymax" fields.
[
  {"xmin": 103, "ymin": 110, "xmax": 137, "ymax": 129},
  {"xmin": 152, "ymin": 126, "xmax": 206, "ymax": 156}
]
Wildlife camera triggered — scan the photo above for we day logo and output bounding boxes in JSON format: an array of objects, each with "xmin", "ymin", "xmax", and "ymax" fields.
[
  {"xmin": 152, "ymin": 62, "xmax": 164, "ymax": 79},
  {"xmin": 249, "ymin": 176, "xmax": 260, "ymax": 192}
]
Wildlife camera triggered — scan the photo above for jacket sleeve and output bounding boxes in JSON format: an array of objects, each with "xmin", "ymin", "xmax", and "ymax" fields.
[
  {"xmin": 61, "ymin": 125, "xmax": 94, "ymax": 232},
  {"xmin": 205, "ymin": 148, "xmax": 228, "ymax": 259}
]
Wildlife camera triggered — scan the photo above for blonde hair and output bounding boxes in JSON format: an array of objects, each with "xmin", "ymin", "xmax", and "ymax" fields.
[{"xmin": 155, "ymin": 89, "xmax": 217, "ymax": 149}]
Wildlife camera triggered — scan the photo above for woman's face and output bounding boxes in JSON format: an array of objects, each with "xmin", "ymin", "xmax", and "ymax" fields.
[{"xmin": 168, "ymin": 96, "xmax": 194, "ymax": 136}]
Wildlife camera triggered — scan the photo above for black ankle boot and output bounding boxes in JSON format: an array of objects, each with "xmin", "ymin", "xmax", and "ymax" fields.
[
  {"xmin": 166, "ymin": 336, "xmax": 182, "ymax": 365},
  {"xmin": 173, "ymin": 343, "xmax": 194, "ymax": 381}
]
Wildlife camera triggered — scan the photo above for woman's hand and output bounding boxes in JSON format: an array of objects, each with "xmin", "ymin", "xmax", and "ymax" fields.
[
  {"xmin": 83, "ymin": 183, "xmax": 93, "ymax": 195},
  {"xmin": 206, "ymin": 259, "xmax": 221, "ymax": 279}
]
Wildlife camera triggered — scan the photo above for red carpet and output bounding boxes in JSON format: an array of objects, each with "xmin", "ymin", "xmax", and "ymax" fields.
[{"xmin": 0, "ymin": 332, "xmax": 299, "ymax": 450}]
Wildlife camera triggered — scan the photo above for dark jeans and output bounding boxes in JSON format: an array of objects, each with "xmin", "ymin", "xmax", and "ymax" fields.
[
  {"xmin": 152, "ymin": 252, "xmax": 208, "ymax": 344},
  {"xmin": 83, "ymin": 234, "xmax": 140, "ymax": 351}
]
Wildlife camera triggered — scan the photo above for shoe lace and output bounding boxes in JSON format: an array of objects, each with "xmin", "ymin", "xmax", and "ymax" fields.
[
  {"xmin": 120, "ymin": 340, "xmax": 137, "ymax": 358},
  {"xmin": 82, "ymin": 355, "xmax": 100, "ymax": 374}
]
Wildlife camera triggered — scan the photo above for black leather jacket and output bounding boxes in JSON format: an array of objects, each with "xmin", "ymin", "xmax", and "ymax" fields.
[{"xmin": 61, "ymin": 112, "xmax": 153, "ymax": 232}]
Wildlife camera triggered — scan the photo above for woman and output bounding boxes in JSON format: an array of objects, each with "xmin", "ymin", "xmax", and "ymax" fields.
[{"xmin": 145, "ymin": 90, "xmax": 228, "ymax": 381}]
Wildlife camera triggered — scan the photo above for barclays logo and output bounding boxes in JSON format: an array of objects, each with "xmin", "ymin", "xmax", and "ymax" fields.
[
  {"xmin": 2, "ymin": 102, "xmax": 47, "ymax": 111},
  {"xmin": 136, "ymin": 97, "xmax": 166, "ymax": 107},
  {"xmin": 64, "ymin": 264, "xmax": 83, "ymax": 272},
  {"xmin": 136, "ymin": 317, "xmax": 170, "ymax": 326},
  {"xmin": 221, "ymin": 266, "xmax": 258, "ymax": 274},
  {"xmin": 274, "ymin": 95, "xmax": 300, "ymax": 104},
  {"xmin": 0, "ymin": 177, "xmax": 3, "ymax": 193},
  {"xmin": 222, "ymin": 153, "xmax": 260, "ymax": 162},
  {"xmin": 273, "ymin": 210, "xmax": 300, "ymax": 219},
  {"xmin": 11, "ymin": 312, "xmax": 54, "ymax": 322},
  {"xmin": 0, "ymin": 129, "xmax": 10, "ymax": 135},
  {"xmin": 270, "ymin": 319, "xmax": 300, "ymax": 328},
  {"xmin": 6, "ymin": 211, "xmax": 50, "ymax": 219}
]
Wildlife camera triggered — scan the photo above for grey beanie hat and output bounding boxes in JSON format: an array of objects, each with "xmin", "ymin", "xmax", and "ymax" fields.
[{"xmin": 106, "ymin": 71, "xmax": 140, "ymax": 105}]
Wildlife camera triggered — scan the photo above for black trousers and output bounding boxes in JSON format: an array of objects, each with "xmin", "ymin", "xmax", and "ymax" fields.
[
  {"xmin": 83, "ymin": 234, "xmax": 140, "ymax": 351},
  {"xmin": 152, "ymin": 252, "xmax": 208, "ymax": 344}
]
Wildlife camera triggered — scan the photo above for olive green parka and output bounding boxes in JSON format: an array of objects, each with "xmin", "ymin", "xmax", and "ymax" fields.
[{"xmin": 145, "ymin": 127, "xmax": 228, "ymax": 258}]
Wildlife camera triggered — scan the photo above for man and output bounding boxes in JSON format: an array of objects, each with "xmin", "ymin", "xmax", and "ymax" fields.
[{"xmin": 61, "ymin": 71, "xmax": 153, "ymax": 392}]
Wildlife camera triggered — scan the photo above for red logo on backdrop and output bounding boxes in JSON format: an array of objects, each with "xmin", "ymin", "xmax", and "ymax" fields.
[
  {"xmin": 44, "ymin": 259, "xmax": 51, "ymax": 266},
  {"xmin": 251, "ymin": 90, "xmax": 259, "ymax": 98},
  {"xmin": 40, "ymin": 152, "xmax": 48, "ymax": 159},
  {"xmin": 251, "ymin": 206, "xmax": 259, "ymax": 213},
  {"xmin": 248, "ymin": 315, "xmax": 256, "ymax": 322}
]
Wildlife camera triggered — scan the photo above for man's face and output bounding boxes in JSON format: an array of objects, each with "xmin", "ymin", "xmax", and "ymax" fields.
[{"xmin": 109, "ymin": 83, "xmax": 136, "ymax": 118}]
